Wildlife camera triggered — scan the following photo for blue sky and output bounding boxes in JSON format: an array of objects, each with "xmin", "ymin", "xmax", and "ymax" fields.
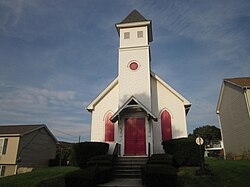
[{"xmin": 0, "ymin": 0, "xmax": 249, "ymax": 142}]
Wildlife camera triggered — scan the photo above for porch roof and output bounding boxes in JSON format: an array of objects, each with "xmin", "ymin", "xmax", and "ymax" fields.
[{"xmin": 110, "ymin": 96, "xmax": 157, "ymax": 123}]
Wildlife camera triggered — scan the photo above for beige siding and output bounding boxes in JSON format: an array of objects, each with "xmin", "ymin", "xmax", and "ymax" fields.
[
  {"xmin": 151, "ymin": 77, "xmax": 188, "ymax": 153},
  {"xmin": 18, "ymin": 128, "xmax": 56, "ymax": 168},
  {"xmin": 1, "ymin": 165, "xmax": 16, "ymax": 177},
  {"xmin": 219, "ymin": 82, "xmax": 250, "ymax": 156},
  {"xmin": 0, "ymin": 136, "xmax": 19, "ymax": 165}
]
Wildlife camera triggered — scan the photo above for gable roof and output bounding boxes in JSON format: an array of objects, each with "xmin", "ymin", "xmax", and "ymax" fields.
[
  {"xmin": 110, "ymin": 96, "xmax": 158, "ymax": 123},
  {"xmin": 224, "ymin": 77, "xmax": 250, "ymax": 89},
  {"xmin": 216, "ymin": 77, "xmax": 250, "ymax": 114},
  {"xmin": 119, "ymin": 9, "xmax": 148, "ymax": 24},
  {"xmin": 86, "ymin": 78, "xmax": 118, "ymax": 111},
  {"xmin": 151, "ymin": 72, "xmax": 192, "ymax": 113},
  {"xmin": 0, "ymin": 124, "xmax": 57, "ymax": 142},
  {"xmin": 86, "ymin": 72, "xmax": 191, "ymax": 113}
]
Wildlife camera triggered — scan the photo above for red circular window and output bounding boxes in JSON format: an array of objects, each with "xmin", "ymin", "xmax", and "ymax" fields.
[{"xmin": 129, "ymin": 62, "xmax": 139, "ymax": 71}]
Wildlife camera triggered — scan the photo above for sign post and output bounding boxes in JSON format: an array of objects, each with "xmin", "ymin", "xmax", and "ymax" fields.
[{"xmin": 196, "ymin": 136, "xmax": 204, "ymax": 172}]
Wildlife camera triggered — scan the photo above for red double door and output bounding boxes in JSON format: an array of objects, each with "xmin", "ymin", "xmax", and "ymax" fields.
[{"xmin": 124, "ymin": 118, "xmax": 146, "ymax": 155}]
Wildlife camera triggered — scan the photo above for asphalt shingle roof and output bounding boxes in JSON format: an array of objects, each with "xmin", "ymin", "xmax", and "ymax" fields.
[
  {"xmin": 119, "ymin": 9, "xmax": 148, "ymax": 24},
  {"xmin": 225, "ymin": 77, "xmax": 250, "ymax": 88},
  {"xmin": 0, "ymin": 124, "xmax": 45, "ymax": 135}
]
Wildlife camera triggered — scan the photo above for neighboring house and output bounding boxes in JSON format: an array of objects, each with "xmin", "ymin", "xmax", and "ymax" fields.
[
  {"xmin": 86, "ymin": 10, "xmax": 191, "ymax": 156},
  {"xmin": 0, "ymin": 124, "xmax": 57, "ymax": 177},
  {"xmin": 205, "ymin": 140, "xmax": 224, "ymax": 157},
  {"xmin": 217, "ymin": 77, "xmax": 250, "ymax": 158}
]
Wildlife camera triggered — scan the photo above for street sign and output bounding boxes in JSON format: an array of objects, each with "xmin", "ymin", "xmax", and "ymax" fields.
[{"xmin": 196, "ymin": 137, "xmax": 204, "ymax": 145}]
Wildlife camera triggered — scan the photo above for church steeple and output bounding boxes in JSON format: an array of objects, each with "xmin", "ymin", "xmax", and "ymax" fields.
[
  {"xmin": 116, "ymin": 10, "xmax": 153, "ymax": 109},
  {"xmin": 116, "ymin": 9, "xmax": 153, "ymax": 44}
]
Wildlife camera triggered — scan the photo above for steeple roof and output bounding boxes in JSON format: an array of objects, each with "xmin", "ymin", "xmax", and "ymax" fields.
[
  {"xmin": 115, "ymin": 10, "xmax": 153, "ymax": 42},
  {"xmin": 119, "ymin": 9, "xmax": 148, "ymax": 24}
]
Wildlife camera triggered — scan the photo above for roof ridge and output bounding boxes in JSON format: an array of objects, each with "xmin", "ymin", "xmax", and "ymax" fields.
[{"xmin": 119, "ymin": 9, "xmax": 148, "ymax": 24}]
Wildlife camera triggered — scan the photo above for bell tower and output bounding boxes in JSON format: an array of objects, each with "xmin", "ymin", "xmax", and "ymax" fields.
[{"xmin": 115, "ymin": 10, "xmax": 153, "ymax": 109}]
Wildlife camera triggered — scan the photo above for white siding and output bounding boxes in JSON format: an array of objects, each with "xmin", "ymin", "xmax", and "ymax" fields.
[
  {"xmin": 119, "ymin": 46, "xmax": 151, "ymax": 109},
  {"xmin": 120, "ymin": 26, "xmax": 148, "ymax": 48},
  {"xmin": 151, "ymin": 77, "xmax": 188, "ymax": 153},
  {"xmin": 91, "ymin": 83, "xmax": 119, "ymax": 145}
]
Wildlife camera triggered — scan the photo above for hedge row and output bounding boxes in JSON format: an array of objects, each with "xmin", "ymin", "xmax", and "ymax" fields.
[
  {"xmin": 142, "ymin": 154, "xmax": 177, "ymax": 187},
  {"xmin": 65, "ymin": 166, "xmax": 112, "ymax": 187},
  {"xmin": 71, "ymin": 142, "xmax": 109, "ymax": 168},
  {"xmin": 162, "ymin": 137, "xmax": 204, "ymax": 167},
  {"xmin": 65, "ymin": 153, "xmax": 115, "ymax": 187}
]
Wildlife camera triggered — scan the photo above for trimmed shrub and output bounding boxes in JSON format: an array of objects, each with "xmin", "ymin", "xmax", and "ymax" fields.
[
  {"xmin": 162, "ymin": 137, "xmax": 204, "ymax": 167},
  {"xmin": 147, "ymin": 154, "xmax": 174, "ymax": 165},
  {"xmin": 96, "ymin": 166, "xmax": 113, "ymax": 184},
  {"xmin": 65, "ymin": 166, "xmax": 113, "ymax": 187},
  {"xmin": 87, "ymin": 160, "xmax": 112, "ymax": 167},
  {"xmin": 71, "ymin": 142, "xmax": 109, "ymax": 168},
  {"xmin": 144, "ymin": 165, "xmax": 177, "ymax": 187},
  {"xmin": 142, "ymin": 154, "xmax": 176, "ymax": 186},
  {"xmin": 87, "ymin": 154, "xmax": 115, "ymax": 167},
  {"xmin": 65, "ymin": 167, "xmax": 96, "ymax": 187},
  {"xmin": 89, "ymin": 154, "xmax": 114, "ymax": 162}
]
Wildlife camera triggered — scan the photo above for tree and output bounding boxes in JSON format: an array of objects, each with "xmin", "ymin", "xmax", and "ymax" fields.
[{"xmin": 189, "ymin": 125, "xmax": 221, "ymax": 147}]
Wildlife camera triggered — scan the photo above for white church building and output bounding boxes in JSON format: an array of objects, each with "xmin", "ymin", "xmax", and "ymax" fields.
[{"xmin": 86, "ymin": 10, "xmax": 191, "ymax": 156}]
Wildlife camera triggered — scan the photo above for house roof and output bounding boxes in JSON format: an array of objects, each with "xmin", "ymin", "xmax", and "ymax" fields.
[
  {"xmin": 119, "ymin": 9, "xmax": 148, "ymax": 24},
  {"xmin": 216, "ymin": 77, "xmax": 250, "ymax": 114},
  {"xmin": 0, "ymin": 124, "xmax": 57, "ymax": 142},
  {"xmin": 110, "ymin": 96, "xmax": 158, "ymax": 123},
  {"xmin": 224, "ymin": 77, "xmax": 250, "ymax": 89}
]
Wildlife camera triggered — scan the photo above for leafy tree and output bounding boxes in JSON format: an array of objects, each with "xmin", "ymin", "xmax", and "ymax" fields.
[{"xmin": 189, "ymin": 125, "xmax": 221, "ymax": 147}]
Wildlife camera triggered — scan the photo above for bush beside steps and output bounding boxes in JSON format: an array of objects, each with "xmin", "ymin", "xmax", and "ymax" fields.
[
  {"xmin": 65, "ymin": 154, "xmax": 114, "ymax": 187},
  {"xmin": 141, "ymin": 154, "xmax": 177, "ymax": 187}
]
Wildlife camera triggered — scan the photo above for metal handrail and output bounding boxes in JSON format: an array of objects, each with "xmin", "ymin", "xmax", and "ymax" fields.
[{"xmin": 148, "ymin": 142, "xmax": 151, "ymax": 158}]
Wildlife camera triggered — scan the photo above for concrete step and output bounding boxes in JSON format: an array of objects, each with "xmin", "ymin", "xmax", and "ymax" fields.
[
  {"xmin": 113, "ymin": 157, "xmax": 147, "ymax": 179},
  {"xmin": 97, "ymin": 178, "xmax": 144, "ymax": 187}
]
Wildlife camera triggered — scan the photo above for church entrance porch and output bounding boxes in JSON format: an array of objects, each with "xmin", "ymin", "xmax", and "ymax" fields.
[{"xmin": 124, "ymin": 118, "xmax": 146, "ymax": 155}]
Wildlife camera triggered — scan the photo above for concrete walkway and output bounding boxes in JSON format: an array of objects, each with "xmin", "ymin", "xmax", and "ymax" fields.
[{"xmin": 98, "ymin": 178, "xmax": 144, "ymax": 187}]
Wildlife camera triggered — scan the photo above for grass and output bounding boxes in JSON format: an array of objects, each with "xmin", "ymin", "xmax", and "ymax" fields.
[
  {"xmin": 0, "ymin": 166, "xmax": 79, "ymax": 187},
  {"xmin": 177, "ymin": 158, "xmax": 250, "ymax": 187},
  {"xmin": 207, "ymin": 158, "xmax": 250, "ymax": 186},
  {"xmin": 1, "ymin": 159, "xmax": 250, "ymax": 187}
]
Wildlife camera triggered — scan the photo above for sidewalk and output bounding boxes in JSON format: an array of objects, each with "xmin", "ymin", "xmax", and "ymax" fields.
[{"xmin": 98, "ymin": 178, "xmax": 144, "ymax": 187}]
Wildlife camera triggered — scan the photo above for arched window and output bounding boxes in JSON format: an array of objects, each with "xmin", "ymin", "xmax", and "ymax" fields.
[
  {"xmin": 161, "ymin": 110, "xmax": 172, "ymax": 141},
  {"xmin": 105, "ymin": 112, "xmax": 114, "ymax": 142}
]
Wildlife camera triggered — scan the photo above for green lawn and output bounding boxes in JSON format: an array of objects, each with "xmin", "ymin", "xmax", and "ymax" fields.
[
  {"xmin": 177, "ymin": 158, "xmax": 250, "ymax": 187},
  {"xmin": 0, "ymin": 166, "xmax": 79, "ymax": 187},
  {"xmin": 1, "ymin": 159, "xmax": 250, "ymax": 187}
]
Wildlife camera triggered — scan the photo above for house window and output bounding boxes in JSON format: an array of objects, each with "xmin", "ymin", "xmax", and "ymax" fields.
[
  {"xmin": 161, "ymin": 110, "xmax": 172, "ymax": 141},
  {"xmin": 0, "ymin": 138, "xmax": 8, "ymax": 155},
  {"xmin": 0, "ymin": 165, "xmax": 6, "ymax": 177},
  {"xmin": 105, "ymin": 112, "xmax": 114, "ymax": 142},
  {"xmin": 124, "ymin": 32, "xmax": 130, "ymax": 39},
  {"xmin": 137, "ymin": 31, "xmax": 143, "ymax": 38}
]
